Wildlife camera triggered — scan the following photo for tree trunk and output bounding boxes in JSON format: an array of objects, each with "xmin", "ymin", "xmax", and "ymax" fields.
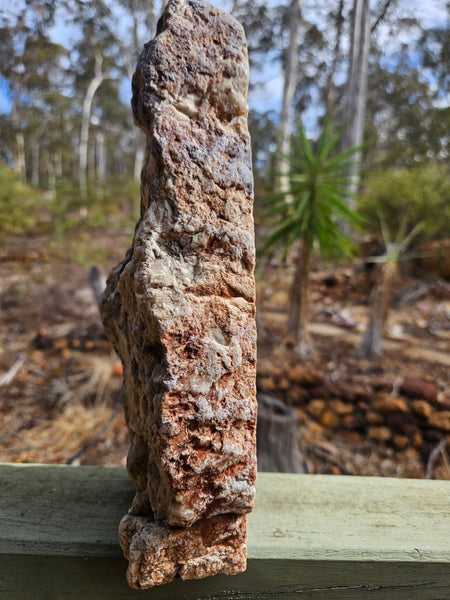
[
  {"xmin": 31, "ymin": 140, "xmax": 40, "ymax": 187},
  {"xmin": 288, "ymin": 236, "xmax": 312, "ymax": 356},
  {"xmin": 230, "ymin": 0, "xmax": 240, "ymax": 15},
  {"xmin": 126, "ymin": 2, "xmax": 156, "ymax": 182},
  {"xmin": 146, "ymin": 0, "xmax": 157, "ymax": 38},
  {"xmin": 88, "ymin": 140, "xmax": 96, "ymax": 183},
  {"xmin": 54, "ymin": 151, "xmax": 63, "ymax": 179},
  {"xmin": 371, "ymin": 0, "xmax": 395, "ymax": 34},
  {"xmin": 47, "ymin": 153, "xmax": 56, "ymax": 191},
  {"xmin": 342, "ymin": 0, "xmax": 370, "ymax": 207},
  {"xmin": 325, "ymin": 0, "xmax": 345, "ymax": 120},
  {"xmin": 96, "ymin": 130, "xmax": 106, "ymax": 184},
  {"xmin": 257, "ymin": 394, "xmax": 307, "ymax": 473},
  {"xmin": 11, "ymin": 104, "xmax": 26, "ymax": 181},
  {"xmin": 274, "ymin": 0, "xmax": 302, "ymax": 194},
  {"xmin": 359, "ymin": 260, "xmax": 398, "ymax": 358},
  {"xmin": 14, "ymin": 131, "xmax": 26, "ymax": 182},
  {"xmin": 79, "ymin": 50, "xmax": 104, "ymax": 197}
]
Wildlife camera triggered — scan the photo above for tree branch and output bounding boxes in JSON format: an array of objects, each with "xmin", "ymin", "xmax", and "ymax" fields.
[{"xmin": 371, "ymin": 0, "xmax": 394, "ymax": 34}]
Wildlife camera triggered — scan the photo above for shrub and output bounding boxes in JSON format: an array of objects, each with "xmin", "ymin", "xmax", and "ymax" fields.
[
  {"xmin": 358, "ymin": 165, "xmax": 450, "ymax": 244},
  {"xmin": 0, "ymin": 162, "xmax": 41, "ymax": 238},
  {"xmin": 49, "ymin": 177, "xmax": 140, "ymax": 240}
]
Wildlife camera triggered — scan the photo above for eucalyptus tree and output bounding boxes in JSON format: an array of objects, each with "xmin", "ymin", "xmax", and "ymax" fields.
[
  {"xmin": 227, "ymin": 0, "xmax": 285, "ymax": 177},
  {"xmin": 94, "ymin": 78, "xmax": 135, "ymax": 180},
  {"xmin": 363, "ymin": 0, "xmax": 450, "ymax": 169},
  {"xmin": 116, "ymin": 0, "xmax": 160, "ymax": 179},
  {"xmin": 340, "ymin": 0, "xmax": 370, "ymax": 207},
  {"xmin": 365, "ymin": 52, "xmax": 450, "ymax": 168},
  {"xmin": 324, "ymin": 0, "xmax": 345, "ymax": 120},
  {"xmin": 0, "ymin": 115, "xmax": 15, "ymax": 166},
  {"xmin": 0, "ymin": 13, "xmax": 66, "ymax": 182},
  {"xmin": 339, "ymin": 0, "xmax": 398, "ymax": 200},
  {"xmin": 42, "ymin": 92, "xmax": 78, "ymax": 186},
  {"xmin": 65, "ymin": 0, "xmax": 126, "ymax": 195},
  {"xmin": 419, "ymin": 6, "xmax": 450, "ymax": 95},
  {"xmin": 117, "ymin": 0, "xmax": 159, "ymax": 70},
  {"xmin": 274, "ymin": 0, "xmax": 302, "ymax": 194}
]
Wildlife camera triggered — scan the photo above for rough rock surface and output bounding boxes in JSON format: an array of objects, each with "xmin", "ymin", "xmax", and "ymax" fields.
[
  {"xmin": 100, "ymin": 0, "xmax": 256, "ymax": 589},
  {"xmin": 120, "ymin": 513, "xmax": 247, "ymax": 588}
]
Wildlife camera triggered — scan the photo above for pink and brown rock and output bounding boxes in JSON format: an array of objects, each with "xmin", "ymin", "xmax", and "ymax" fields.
[{"xmin": 100, "ymin": 0, "xmax": 256, "ymax": 589}]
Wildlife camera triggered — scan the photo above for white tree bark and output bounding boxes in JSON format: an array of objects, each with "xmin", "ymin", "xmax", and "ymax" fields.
[
  {"xmin": 96, "ymin": 130, "xmax": 106, "ymax": 184},
  {"xmin": 79, "ymin": 49, "xmax": 104, "ymax": 197},
  {"xmin": 275, "ymin": 0, "xmax": 302, "ymax": 194},
  {"xmin": 342, "ymin": 0, "xmax": 371, "ymax": 207},
  {"xmin": 131, "ymin": 1, "xmax": 157, "ymax": 181},
  {"xmin": 146, "ymin": 0, "xmax": 157, "ymax": 37}
]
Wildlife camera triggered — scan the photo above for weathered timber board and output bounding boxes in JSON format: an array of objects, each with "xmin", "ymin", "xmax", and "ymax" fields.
[
  {"xmin": 0, "ymin": 464, "xmax": 449, "ymax": 599},
  {"xmin": 1, "ymin": 555, "xmax": 449, "ymax": 599}
]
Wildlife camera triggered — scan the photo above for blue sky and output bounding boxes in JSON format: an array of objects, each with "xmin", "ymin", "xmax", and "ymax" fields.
[{"xmin": 0, "ymin": 79, "xmax": 11, "ymax": 113}]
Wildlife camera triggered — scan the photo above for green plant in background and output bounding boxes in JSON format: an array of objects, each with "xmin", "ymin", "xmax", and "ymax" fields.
[
  {"xmin": 358, "ymin": 215, "xmax": 424, "ymax": 359},
  {"xmin": 263, "ymin": 120, "xmax": 362, "ymax": 357},
  {"xmin": 0, "ymin": 162, "xmax": 41, "ymax": 240},
  {"xmin": 49, "ymin": 177, "xmax": 140, "ymax": 241},
  {"xmin": 0, "ymin": 160, "xmax": 139, "ymax": 265},
  {"xmin": 359, "ymin": 165, "xmax": 450, "ymax": 245}
]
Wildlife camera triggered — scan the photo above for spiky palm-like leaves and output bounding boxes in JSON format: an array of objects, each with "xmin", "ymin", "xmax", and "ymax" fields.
[
  {"xmin": 263, "ymin": 120, "xmax": 362, "ymax": 356},
  {"xmin": 359, "ymin": 216, "xmax": 424, "ymax": 359}
]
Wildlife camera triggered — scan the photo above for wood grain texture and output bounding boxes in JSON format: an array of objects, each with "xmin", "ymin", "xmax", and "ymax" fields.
[{"xmin": 1, "ymin": 464, "xmax": 449, "ymax": 599}]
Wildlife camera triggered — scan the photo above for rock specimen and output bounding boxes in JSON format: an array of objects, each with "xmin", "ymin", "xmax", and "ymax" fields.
[{"xmin": 100, "ymin": 0, "xmax": 257, "ymax": 589}]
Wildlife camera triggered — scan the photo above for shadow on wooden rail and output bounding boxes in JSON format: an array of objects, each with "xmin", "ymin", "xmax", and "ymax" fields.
[{"xmin": 0, "ymin": 463, "xmax": 449, "ymax": 599}]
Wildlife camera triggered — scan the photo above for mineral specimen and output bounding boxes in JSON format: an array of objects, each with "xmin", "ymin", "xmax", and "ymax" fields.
[{"xmin": 100, "ymin": 0, "xmax": 257, "ymax": 589}]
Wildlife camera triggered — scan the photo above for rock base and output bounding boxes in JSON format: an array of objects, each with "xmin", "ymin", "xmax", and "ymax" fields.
[{"xmin": 120, "ymin": 513, "xmax": 247, "ymax": 589}]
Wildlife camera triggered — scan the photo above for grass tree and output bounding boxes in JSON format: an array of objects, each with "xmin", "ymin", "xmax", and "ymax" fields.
[
  {"xmin": 358, "ymin": 216, "xmax": 424, "ymax": 359},
  {"xmin": 263, "ymin": 120, "xmax": 361, "ymax": 357}
]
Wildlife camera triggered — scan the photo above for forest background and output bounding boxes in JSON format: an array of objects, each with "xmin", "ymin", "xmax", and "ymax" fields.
[
  {"xmin": 1, "ymin": 0, "xmax": 449, "ymax": 201},
  {"xmin": 0, "ymin": 0, "xmax": 449, "ymax": 476}
]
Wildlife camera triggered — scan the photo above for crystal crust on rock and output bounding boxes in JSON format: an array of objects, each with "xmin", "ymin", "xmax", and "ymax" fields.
[{"xmin": 100, "ymin": 0, "xmax": 256, "ymax": 588}]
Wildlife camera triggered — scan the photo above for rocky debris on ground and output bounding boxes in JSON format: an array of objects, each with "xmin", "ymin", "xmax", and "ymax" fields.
[{"xmin": 257, "ymin": 351, "xmax": 449, "ymax": 479}]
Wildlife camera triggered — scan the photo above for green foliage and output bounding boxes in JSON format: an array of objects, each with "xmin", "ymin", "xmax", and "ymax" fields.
[
  {"xmin": 263, "ymin": 120, "xmax": 362, "ymax": 260},
  {"xmin": 365, "ymin": 57, "xmax": 449, "ymax": 168},
  {"xmin": 0, "ymin": 166, "xmax": 140, "ymax": 245},
  {"xmin": 49, "ymin": 177, "xmax": 140, "ymax": 241},
  {"xmin": 0, "ymin": 162, "xmax": 41, "ymax": 239},
  {"xmin": 359, "ymin": 165, "xmax": 450, "ymax": 244}
]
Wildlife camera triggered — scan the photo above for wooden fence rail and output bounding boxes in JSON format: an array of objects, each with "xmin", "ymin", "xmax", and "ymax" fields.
[{"xmin": 0, "ymin": 463, "xmax": 449, "ymax": 599}]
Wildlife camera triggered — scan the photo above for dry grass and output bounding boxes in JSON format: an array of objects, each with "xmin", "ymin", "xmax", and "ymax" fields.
[
  {"xmin": 10, "ymin": 356, "xmax": 126, "ymax": 465},
  {"xmin": 17, "ymin": 403, "xmax": 114, "ymax": 462}
]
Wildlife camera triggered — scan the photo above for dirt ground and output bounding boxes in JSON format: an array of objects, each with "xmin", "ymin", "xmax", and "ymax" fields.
[{"xmin": 0, "ymin": 229, "xmax": 449, "ymax": 479}]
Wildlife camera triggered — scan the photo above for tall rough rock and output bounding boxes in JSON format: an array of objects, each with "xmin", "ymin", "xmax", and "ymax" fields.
[{"xmin": 100, "ymin": 0, "xmax": 257, "ymax": 589}]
